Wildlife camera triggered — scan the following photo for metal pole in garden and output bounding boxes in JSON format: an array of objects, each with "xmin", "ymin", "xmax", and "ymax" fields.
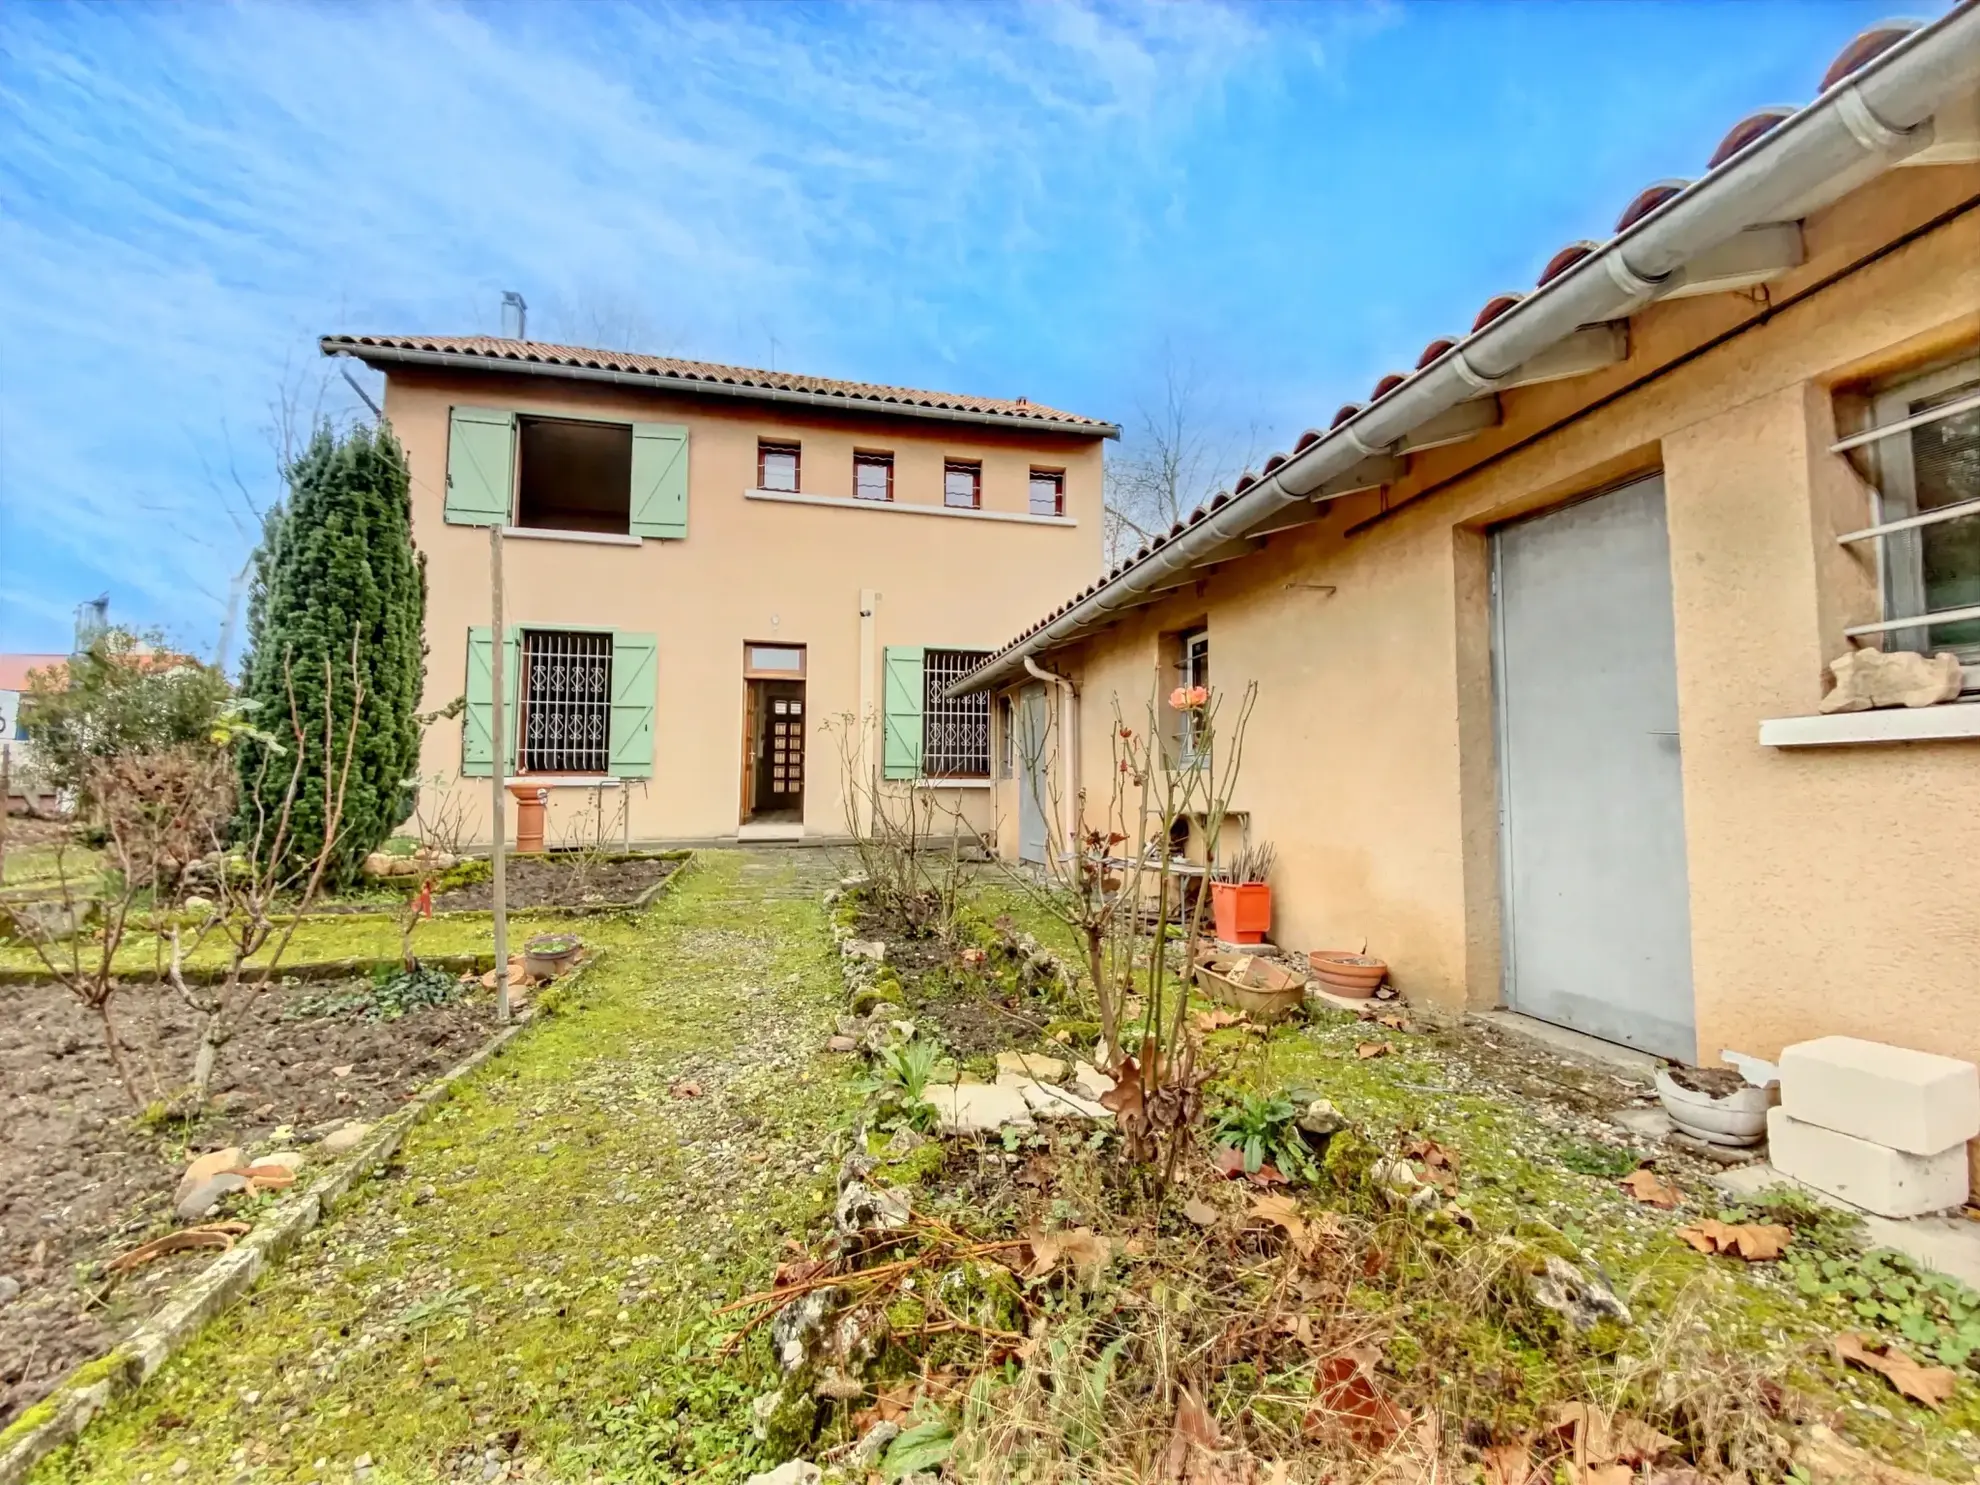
[{"xmin": 489, "ymin": 524, "xmax": 510, "ymax": 1025}]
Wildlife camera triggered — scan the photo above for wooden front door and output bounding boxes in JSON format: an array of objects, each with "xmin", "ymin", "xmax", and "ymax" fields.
[{"xmin": 752, "ymin": 680, "xmax": 805, "ymax": 814}]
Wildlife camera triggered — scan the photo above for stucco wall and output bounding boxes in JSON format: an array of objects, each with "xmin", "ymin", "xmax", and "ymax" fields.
[
  {"xmin": 1026, "ymin": 165, "xmax": 1980, "ymax": 1085},
  {"xmin": 384, "ymin": 367, "xmax": 1104, "ymax": 844}
]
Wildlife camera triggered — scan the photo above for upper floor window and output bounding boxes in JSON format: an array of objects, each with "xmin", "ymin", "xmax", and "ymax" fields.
[
  {"xmin": 759, "ymin": 440, "xmax": 801, "ymax": 493},
  {"xmin": 944, "ymin": 460, "xmax": 982, "ymax": 510},
  {"xmin": 518, "ymin": 416, "xmax": 633, "ymax": 534},
  {"xmin": 1845, "ymin": 356, "xmax": 1980, "ymax": 673},
  {"xmin": 1028, "ymin": 468, "xmax": 1065, "ymax": 518},
  {"xmin": 855, "ymin": 451, "xmax": 894, "ymax": 502}
]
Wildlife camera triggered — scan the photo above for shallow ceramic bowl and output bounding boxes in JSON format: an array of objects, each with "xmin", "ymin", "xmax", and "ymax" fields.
[{"xmin": 1654, "ymin": 1067, "xmax": 1776, "ymax": 1146}]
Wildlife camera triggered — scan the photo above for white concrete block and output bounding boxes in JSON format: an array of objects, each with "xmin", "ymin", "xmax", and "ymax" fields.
[
  {"xmin": 1767, "ymin": 1108, "xmax": 1971, "ymax": 1219},
  {"xmin": 1778, "ymin": 1035, "xmax": 1980, "ymax": 1154}
]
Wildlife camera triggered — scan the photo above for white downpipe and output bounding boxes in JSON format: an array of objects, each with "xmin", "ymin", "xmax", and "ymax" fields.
[
  {"xmin": 1024, "ymin": 654, "xmax": 1079, "ymax": 857},
  {"xmin": 964, "ymin": 7, "xmax": 1980, "ymax": 695}
]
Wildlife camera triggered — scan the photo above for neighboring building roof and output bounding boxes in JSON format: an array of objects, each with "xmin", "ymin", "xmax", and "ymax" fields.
[
  {"xmin": 954, "ymin": 7, "xmax": 1980, "ymax": 696},
  {"xmin": 321, "ymin": 335, "xmax": 1120, "ymax": 438},
  {"xmin": 0, "ymin": 655, "xmax": 67, "ymax": 692}
]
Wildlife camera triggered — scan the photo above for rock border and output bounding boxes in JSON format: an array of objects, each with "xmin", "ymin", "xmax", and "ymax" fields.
[{"xmin": 0, "ymin": 853, "xmax": 696, "ymax": 1484}]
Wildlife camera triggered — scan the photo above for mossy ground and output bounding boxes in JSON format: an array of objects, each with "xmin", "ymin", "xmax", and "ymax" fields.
[
  {"xmin": 0, "ymin": 908, "xmax": 575, "ymax": 977},
  {"xmin": 24, "ymin": 861, "xmax": 1978, "ymax": 1481},
  {"xmin": 27, "ymin": 849, "xmax": 859, "ymax": 1485},
  {"xmin": 1204, "ymin": 1002, "xmax": 1980, "ymax": 1473}
]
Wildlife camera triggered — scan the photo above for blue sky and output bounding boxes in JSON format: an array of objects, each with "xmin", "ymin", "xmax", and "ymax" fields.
[{"xmin": 0, "ymin": 0, "xmax": 1904, "ymax": 658}]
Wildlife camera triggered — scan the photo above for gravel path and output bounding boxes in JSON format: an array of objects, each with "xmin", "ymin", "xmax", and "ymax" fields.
[{"xmin": 29, "ymin": 847, "xmax": 854, "ymax": 1485}]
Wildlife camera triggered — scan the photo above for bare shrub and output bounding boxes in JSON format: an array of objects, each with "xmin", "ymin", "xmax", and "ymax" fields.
[
  {"xmin": 167, "ymin": 641, "xmax": 362, "ymax": 1102},
  {"xmin": 3, "ymin": 745, "xmax": 233, "ymax": 1108},
  {"xmin": 825, "ymin": 711, "xmax": 981, "ymax": 940}
]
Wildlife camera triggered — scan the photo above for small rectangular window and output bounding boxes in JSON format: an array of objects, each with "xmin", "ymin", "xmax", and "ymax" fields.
[
  {"xmin": 1028, "ymin": 468, "xmax": 1065, "ymax": 517},
  {"xmin": 854, "ymin": 451, "xmax": 894, "ymax": 502},
  {"xmin": 759, "ymin": 440, "xmax": 801, "ymax": 493},
  {"xmin": 519, "ymin": 630, "xmax": 613, "ymax": 774},
  {"xmin": 943, "ymin": 460, "xmax": 982, "ymax": 510},
  {"xmin": 922, "ymin": 649, "xmax": 991, "ymax": 778},
  {"xmin": 1855, "ymin": 356, "xmax": 1980, "ymax": 671},
  {"xmin": 516, "ymin": 416, "xmax": 633, "ymax": 534},
  {"xmin": 747, "ymin": 645, "xmax": 806, "ymax": 675},
  {"xmin": 1174, "ymin": 627, "xmax": 1210, "ymax": 763}
]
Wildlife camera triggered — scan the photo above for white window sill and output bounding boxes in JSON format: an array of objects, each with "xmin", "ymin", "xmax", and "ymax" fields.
[
  {"xmin": 745, "ymin": 488, "xmax": 1076, "ymax": 527},
  {"xmin": 913, "ymin": 777, "xmax": 993, "ymax": 789},
  {"xmin": 1759, "ymin": 701, "xmax": 1980, "ymax": 748},
  {"xmin": 501, "ymin": 526, "xmax": 642, "ymax": 547}
]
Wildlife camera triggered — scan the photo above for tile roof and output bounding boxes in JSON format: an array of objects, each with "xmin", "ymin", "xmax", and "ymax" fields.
[
  {"xmin": 961, "ymin": 12, "xmax": 1965, "ymax": 688},
  {"xmin": 0, "ymin": 655, "xmax": 67, "ymax": 692},
  {"xmin": 322, "ymin": 335, "xmax": 1118, "ymax": 435}
]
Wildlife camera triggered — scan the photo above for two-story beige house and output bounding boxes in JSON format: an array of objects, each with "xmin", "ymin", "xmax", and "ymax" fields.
[
  {"xmin": 956, "ymin": 9, "xmax": 1980, "ymax": 1133},
  {"xmin": 320, "ymin": 335, "xmax": 1114, "ymax": 845}
]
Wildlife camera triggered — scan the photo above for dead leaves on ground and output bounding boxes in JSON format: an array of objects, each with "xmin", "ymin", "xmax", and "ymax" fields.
[
  {"xmin": 105, "ymin": 1221, "xmax": 252, "ymax": 1275},
  {"xmin": 668, "ymin": 1079, "xmax": 703, "ymax": 1099},
  {"xmin": 1619, "ymin": 1167, "xmax": 1683, "ymax": 1209},
  {"xmin": 1303, "ymin": 1345, "xmax": 1410, "ymax": 1453},
  {"xmin": 1833, "ymin": 1331, "xmax": 1960, "ymax": 1409},
  {"xmin": 1675, "ymin": 1218, "xmax": 1791, "ymax": 1261},
  {"xmin": 1476, "ymin": 1403, "xmax": 1681, "ymax": 1484},
  {"xmin": 1211, "ymin": 1144, "xmax": 1288, "ymax": 1187},
  {"xmin": 1024, "ymin": 1225, "xmax": 1111, "ymax": 1284},
  {"xmin": 1355, "ymin": 1040, "xmax": 1396, "ymax": 1060},
  {"xmin": 1194, "ymin": 1008, "xmax": 1244, "ymax": 1033},
  {"xmin": 1244, "ymin": 1192, "xmax": 1343, "ymax": 1261}
]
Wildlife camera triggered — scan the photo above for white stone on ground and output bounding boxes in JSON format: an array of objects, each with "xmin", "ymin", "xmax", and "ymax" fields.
[
  {"xmin": 1777, "ymin": 1035, "xmax": 1980, "ymax": 1154},
  {"xmin": 1070, "ymin": 1061, "xmax": 1116, "ymax": 1101},
  {"xmin": 994, "ymin": 1073, "xmax": 1110, "ymax": 1121},
  {"xmin": 320, "ymin": 1122, "xmax": 373, "ymax": 1155},
  {"xmin": 994, "ymin": 1050, "xmax": 1069, "ymax": 1081},
  {"xmin": 925, "ymin": 1083, "xmax": 1034, "ymax": 1134},
  {"xmin": 1766, "ymin": 1107, "xmax": 1971, "ymax": 1219}
]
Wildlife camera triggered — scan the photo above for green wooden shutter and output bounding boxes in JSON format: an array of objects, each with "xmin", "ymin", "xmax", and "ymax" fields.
[
  {"xmin": 462, "ymin": 626, "xmax": 519, "ymax": 776},
  {"xmin": 629, "ymin": 423, "xmax": 689, "ymax": 539},
  {"xmin": 445, "ymin": 407, "xmax": 516, "ymax": 526},
  {"xmin": 608, "ymin": 631, "xmax": 657, "ymax": 777},
  {"xmin": 882, "ymin": 646, "xmax": 924, "ymax": 779}
]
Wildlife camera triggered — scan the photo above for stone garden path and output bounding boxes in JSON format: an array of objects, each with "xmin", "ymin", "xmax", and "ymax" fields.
[{"xmin": 33, "ymin": 848, "xmax": 852, "ymax": 1485}]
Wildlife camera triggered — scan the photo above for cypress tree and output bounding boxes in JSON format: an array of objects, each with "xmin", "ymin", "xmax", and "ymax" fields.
[{"xmin": 235, "ymin": 421, "xmax": 426, "ymax": 886}]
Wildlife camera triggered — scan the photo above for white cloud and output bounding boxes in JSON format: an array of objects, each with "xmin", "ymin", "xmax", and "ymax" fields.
[{"xmin": 0, "ymin": 0, "xmax": 1327, "ymax": 648}]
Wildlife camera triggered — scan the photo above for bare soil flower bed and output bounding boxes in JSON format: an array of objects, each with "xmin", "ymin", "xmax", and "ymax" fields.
[
  {"xmin": 1, "ymin": 976, "xmax": 497, "ymax": 1428},
  {"xmin": 429, "ymin": 852, "xmax": 677, "ymax": 912}
]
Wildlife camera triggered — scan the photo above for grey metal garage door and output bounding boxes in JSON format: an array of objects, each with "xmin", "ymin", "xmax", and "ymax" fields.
[{"xmin": 1492, "ymin": 474, "xmax": 1696, "ymax": 1058}]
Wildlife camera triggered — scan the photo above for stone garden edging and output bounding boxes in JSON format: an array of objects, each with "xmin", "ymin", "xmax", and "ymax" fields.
[{"xmin": 0, "ymin": 851, "xmax": 697, "ymax": 1484}]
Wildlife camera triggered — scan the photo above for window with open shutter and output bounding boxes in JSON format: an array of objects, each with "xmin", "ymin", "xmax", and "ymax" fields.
[
  {"xmin": 630, "ymin": 424, "xmax": 689, "ymax": 539},
  {"xmin": 446, "ymin": 408, "xmax": 516, "ymax": 526},
  {"xmin": 462, "ymin": 626, "xmax": 520, "ymax": 776},
  {"xmin": 882, "ymin": 647, "xmax": 924, "ymax": 779},
  {"xmin": 609, "ymin": 631, "xmax": 657, "ymax": 776}
]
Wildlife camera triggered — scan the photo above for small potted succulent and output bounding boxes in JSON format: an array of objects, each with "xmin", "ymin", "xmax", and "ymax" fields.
[{"xmin": 1210, "ymin": 841, "xmax": 1275, "ymax": 945}]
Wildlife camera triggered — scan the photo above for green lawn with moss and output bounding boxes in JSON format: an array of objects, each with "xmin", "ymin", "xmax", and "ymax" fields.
[
  {"xmin": 0, "ymin": 907, "xmax": 578, "ymax": 979},
  {"xmin": 26, "ymin": 849, "xmax": 860, "ymax": 1485}
]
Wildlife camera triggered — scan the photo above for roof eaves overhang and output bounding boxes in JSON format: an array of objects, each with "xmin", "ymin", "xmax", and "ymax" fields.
[
  {"xmin": 319, "ymin": 338, "xmax": 1123, "ymax": 441},
  {"xmin": 948, "ymin": 4, "xmax": 1980, "ymax": 700}
]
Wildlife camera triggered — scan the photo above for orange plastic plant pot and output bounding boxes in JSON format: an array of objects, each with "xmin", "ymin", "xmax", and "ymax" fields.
[{"xmin": 1210, "ymin": 882, "xmax": 1271, "ymax": 944}]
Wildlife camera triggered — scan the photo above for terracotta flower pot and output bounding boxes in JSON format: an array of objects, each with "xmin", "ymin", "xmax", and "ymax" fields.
[
  {"xmin": 1210, "ymin": 882, "xmax": 1271, "ymax": 944},
  {"xmin": 1307, "ymin": 950, "xmax": 1387, "ymax": 998}
]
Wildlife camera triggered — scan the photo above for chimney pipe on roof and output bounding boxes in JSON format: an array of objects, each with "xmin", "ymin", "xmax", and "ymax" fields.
[{"xmin": 501, "ymin": 291, "xmax": 528, "ymax": 341}]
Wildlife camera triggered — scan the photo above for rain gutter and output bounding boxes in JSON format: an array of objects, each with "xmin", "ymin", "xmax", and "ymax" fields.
[{"xmin": 952, "ymin": 3, "xmax": 1980, "ymax": 697}]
